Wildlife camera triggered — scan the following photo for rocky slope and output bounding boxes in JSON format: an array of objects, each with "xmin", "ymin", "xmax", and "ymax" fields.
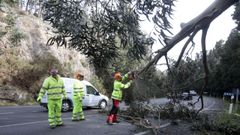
[{"xmin": 0, "ymin": 4, "xmax": 93, "ymax": 104}]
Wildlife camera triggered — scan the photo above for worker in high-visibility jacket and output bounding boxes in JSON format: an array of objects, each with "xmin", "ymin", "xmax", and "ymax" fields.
[
  {"xmin": 37, "ymin": 68, "xmax": 67, "ymax": 129},
  {"xmin": 72, "ymin": 72, "xmax": 85, "ymax": 121},
  {"xmin": 106, "ymin": 71, "xmax": 134, "ymax": 125}
]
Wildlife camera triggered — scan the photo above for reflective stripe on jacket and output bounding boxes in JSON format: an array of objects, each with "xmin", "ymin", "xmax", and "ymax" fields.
[
  {"xmin": 73, "ymin": 80, "xmax": 84, "ymax": 100},
  {"xmin": 38, "ymin": 75, "xmax": 66, "ymax": 100}
]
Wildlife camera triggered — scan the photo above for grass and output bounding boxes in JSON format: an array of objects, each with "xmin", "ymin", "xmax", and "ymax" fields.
[
  {"xmin": 234, "ymin": 104, "xmax": 240, "ymax": 115},
  {"xmin": 223, "ymin": 99, "xmax": 240, "ymax": 115},
  {"xmin": 192, "ymin": 112, "xmax": 240, "ymax": 135},
  {"xmin": 0, "ymin": 101, "xmax": 17, "ymax": 106}
]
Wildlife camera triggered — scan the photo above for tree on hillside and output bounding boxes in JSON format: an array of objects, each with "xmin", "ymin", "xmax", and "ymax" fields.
[
  {"xmin": 219, "ymin": 30, "xmax": 240, "ymax": 90},
  {"xmin": 206, "ymin": 40, "xmax": 225, "ymax": 96}
]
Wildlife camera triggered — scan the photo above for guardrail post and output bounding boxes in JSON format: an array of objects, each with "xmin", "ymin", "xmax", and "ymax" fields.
[
  {"xmin": 236, "ymin": 88, "xmax": 239, "ymax": 104},
  {"xmin": 229, "ymin": 95, "xmax": 234, "ymax": 114}
]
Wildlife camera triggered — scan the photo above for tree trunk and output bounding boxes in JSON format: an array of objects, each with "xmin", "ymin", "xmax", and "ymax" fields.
[{"xmin": 25, "ymin": 0, "xmax": 29, "ymax": 11}]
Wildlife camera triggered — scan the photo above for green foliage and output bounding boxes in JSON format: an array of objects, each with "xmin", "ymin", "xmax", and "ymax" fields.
[
  {"xmin": 3, "ymin": 13, "xmax": 25, "ymax": 47},
  {"xmin": 15, "ymin": 59, "xmax": 62, "ymax": 94},
  {"xmin": 8, "ymin": 28, "xmax": 25, "ymax": 46},
  {"xmin": 166, "ymin": 57, "xmax": 203, "ymax": 94},
  {"xmin": 219, "ymin": 30, "xmax": 240, "ymax": 89},
  {"xmin": 123, "ymin": 102, "xmax": 196, "ymax": 121},
  {"xmin": 42, "ymin": 0, "xmax": 174, "ymax": 67},
  {"xmin": 193, "ymin": 113, "xmax": 240, "ymax": 135},
  {"xmin": 4, "ymin": 14, "xmax": 15, "ymax": 27},
  {"xmin": 164, "ymin": 29, "xmax": 240, "ymax": 97},
  {"xmin": 0, "ymin": 29, "xmax": 7, "ymax": 39},
  {"xmin": 215, "ymin": 114, "xmax": 240, "ymax": 134},
  {"xmin": 203, "ymin": 30, "xmax": 240, "ymax": 96},
  {"xmin": 0, "ymin": 0, "xmax": 17, "ymax": 5},
  {"xmin": 89, "ymin": 75, "xmax": 107, "ymax": 95},
  {"xmin": 233, "ymin": 2, "xmax": 240, "ymax": 30},
  {"xmin": 0, "ymin": 50, "xmax": 63, "ymax": 95}
]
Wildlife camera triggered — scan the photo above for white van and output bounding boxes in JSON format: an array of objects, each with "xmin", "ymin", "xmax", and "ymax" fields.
[{"xmin": 40, "ymin": 77, "xmax": 109, "ymax": 111}]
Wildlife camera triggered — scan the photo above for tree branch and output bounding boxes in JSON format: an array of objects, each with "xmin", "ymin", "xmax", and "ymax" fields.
[
  {"xmin": 175, "ymin": 28, "xmax": 199, "ymax": 67},
  {"xmin": 139, "ymin": 0, "xmax": 238, "ymax": 75},
  {"xmin": 197, "ymin": 24, "xmax": 210, "ymax": 114}
]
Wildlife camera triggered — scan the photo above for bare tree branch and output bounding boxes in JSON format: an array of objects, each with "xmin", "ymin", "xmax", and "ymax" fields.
[
  {"xmin": 175, "ymin": 28, "xmax": 199, "ymax": 67},
  {"xmin": 197, "ymin": 24, "xmax": 210, "ymax": 114}
]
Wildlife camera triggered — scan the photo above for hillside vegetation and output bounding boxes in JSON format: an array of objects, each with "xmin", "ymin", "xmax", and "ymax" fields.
[{"xmin": 0, "ymin": 3, "xmax": 95, "ymax": 105}]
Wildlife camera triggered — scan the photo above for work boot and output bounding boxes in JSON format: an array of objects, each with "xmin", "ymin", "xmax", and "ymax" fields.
[
  {"xmin": 56, "ymin": 122, "xmax": 65, "ymax": 127},
  {"xmin": 49, "ymin": 125, "xmax": 56, "ymax": 129},
  {"xmin": 113, "ymin": 115, "xmax": 120, "ymax": 123},
  {"xmin": 72, "ymin": 118, "xmax": 79, "ymax": 122},
  {"xmin": 80, "ymin": 115, "xmax": 85, "ymax": 121},
  {"xmin": 107, "ymin": 115, "xmax": 113, "ymax": 125},
  {"xmin": 80, "ymin": 118, "xmax": 85, "ymax": 121},
  {"xmin": 113, "ymin": 120, "xmax": 120, "ymax": 123}
]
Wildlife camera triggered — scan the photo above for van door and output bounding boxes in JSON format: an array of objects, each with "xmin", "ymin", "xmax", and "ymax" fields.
[
  {"xmin": 82, "ymin": 85, "xmax": 88, "ymax": 106},
  {"xmin": 63, "ymin": 78, "xmax": 74, "ymax": 99},
  {"xmin": 84, "ymin": 85, "xmax": 101, "ymax": 107}
]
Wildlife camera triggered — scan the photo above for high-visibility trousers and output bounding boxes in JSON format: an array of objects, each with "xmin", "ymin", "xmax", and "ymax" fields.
[
  {"xmin": 48, "ymin": 99, "xmax": 63, "ymax": 126},
  {"xmin": 72, "ymin": 97, "xmax": 84, "ymax": 120}
]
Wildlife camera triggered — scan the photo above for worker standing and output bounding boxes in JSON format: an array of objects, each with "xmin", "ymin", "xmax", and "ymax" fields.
[
  {"xmin": 37, "ymin": 68, "xmax": 67, "ymax": 129},
  {"xmin": 106, "ymin": 71, "xmax": 134, "ymax": 125},
  {"xmin": 72, "ymin": 72, "xmax": 85, "ymax": 121}
]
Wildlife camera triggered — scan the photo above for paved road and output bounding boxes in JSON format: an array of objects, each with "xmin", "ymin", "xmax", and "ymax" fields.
[
  {"xmin": 0, "ymin": 96, "xmax": 224, "ymax": 135},
  {"xmin": 0, "ymin": 106, "xmax": 137, "ymax": 135},
  {"xmin": 149, "ymin": 96, "xmax": 224, "ymax": 112}
]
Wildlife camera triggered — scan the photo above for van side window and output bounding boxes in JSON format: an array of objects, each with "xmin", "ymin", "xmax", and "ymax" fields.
[{"xmin": 86, "ymin": 86, "xmax": 96, "ymax": 94}]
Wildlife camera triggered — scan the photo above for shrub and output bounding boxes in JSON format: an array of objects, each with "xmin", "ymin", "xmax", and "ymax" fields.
[
  {"xmin": 8, "ymin": 27, "xmax": 25, "ymax": 46},
  {"xmin": 9, "ymin": 54, "xmax": 64, "ymax": 94},
  {"xmin": 0, "ymin": 30, "xmax": 7, "ymax": 38},
  {"xmin": 213, "ymin": 113, "xmax": 240, "ymax": 134},
  {"xmin": 1, "ymin": 0, "xmax": 18, "ymax": 6},
  {"xmin": 4, "ymin": 14, "xmax": 15, "ymax": 27},
  {"xmin": 193, "ymin": 113, "xmax": 240, "ymax": 134},
  {"xmin": 90, "ymin": 75, "xmax": 107, "ymax": 95}
]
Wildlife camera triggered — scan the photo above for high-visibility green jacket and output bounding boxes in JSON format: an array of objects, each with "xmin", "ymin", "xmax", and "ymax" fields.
[
  {"xmin": 38, "ymin": 75, "xmax": 66, "ymax": 100},
  {"xmin": 73, "ymin": 80, "xmax": 84, "ymax": 100},
  {"xmin": 111, "ymin": 74, "xmax": 132, "ymax": 101}
]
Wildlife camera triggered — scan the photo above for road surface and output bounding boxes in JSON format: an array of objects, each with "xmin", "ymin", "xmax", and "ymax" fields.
[
  {"xmin": 0, "ymin": 106, "xmax": 137, "ymax": 135},
  {"xmin": 0, "ymin": 96, "xmax": 224, "ymax": 135},
  {"xmin": 149, "ymin": 96, "xmax": 224, "ymax": 112}
]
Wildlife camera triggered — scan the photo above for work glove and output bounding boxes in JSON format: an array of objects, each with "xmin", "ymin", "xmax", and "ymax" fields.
[
  {"xmin": 37, "ymin": 97, "xmax": 42, "ymax": 102},
  {"xmin": 128, "ymin": 71, "xmax": 135, "ymax": 80}
]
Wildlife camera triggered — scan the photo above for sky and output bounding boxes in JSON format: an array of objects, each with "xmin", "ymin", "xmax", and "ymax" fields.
[{"xmin": 140, "ymin": 0, "xmax": 236, "ymax": 70}]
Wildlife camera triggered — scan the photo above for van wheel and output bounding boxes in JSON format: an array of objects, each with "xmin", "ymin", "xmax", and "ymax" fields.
[
  {"xmin": 62, "ymin": 100, "xmax": 71, "ymax": 112},
  {"xmin": 99, "ymin": 100, "xmax": 107, "ymax": 109}
]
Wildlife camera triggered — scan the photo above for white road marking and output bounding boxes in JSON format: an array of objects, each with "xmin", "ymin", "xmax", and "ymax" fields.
[
  {"xmin": 0, "ymin": 112, "xmax": 14, "ymax": 115},
  {"xmin": 134, "ymin": 130, "xmax": 151, "ymax": 135},
  {"xmin": 1, "ymin": 105, "xmax": 39, "ymax": 108},
  {"xmin": 134, "ymin": 123, "xmax": 171, "ymax": 135},
  {"xmin": 0, "ymin": 117, "xmax": 73, "ymax": 128},
  {"xmin": 0, "ymin": 113, "xmax": 98, "ymax": 128},
  {"xmin": 0, "ymin": 120, "xmax": 48, "ymax": 128}
]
